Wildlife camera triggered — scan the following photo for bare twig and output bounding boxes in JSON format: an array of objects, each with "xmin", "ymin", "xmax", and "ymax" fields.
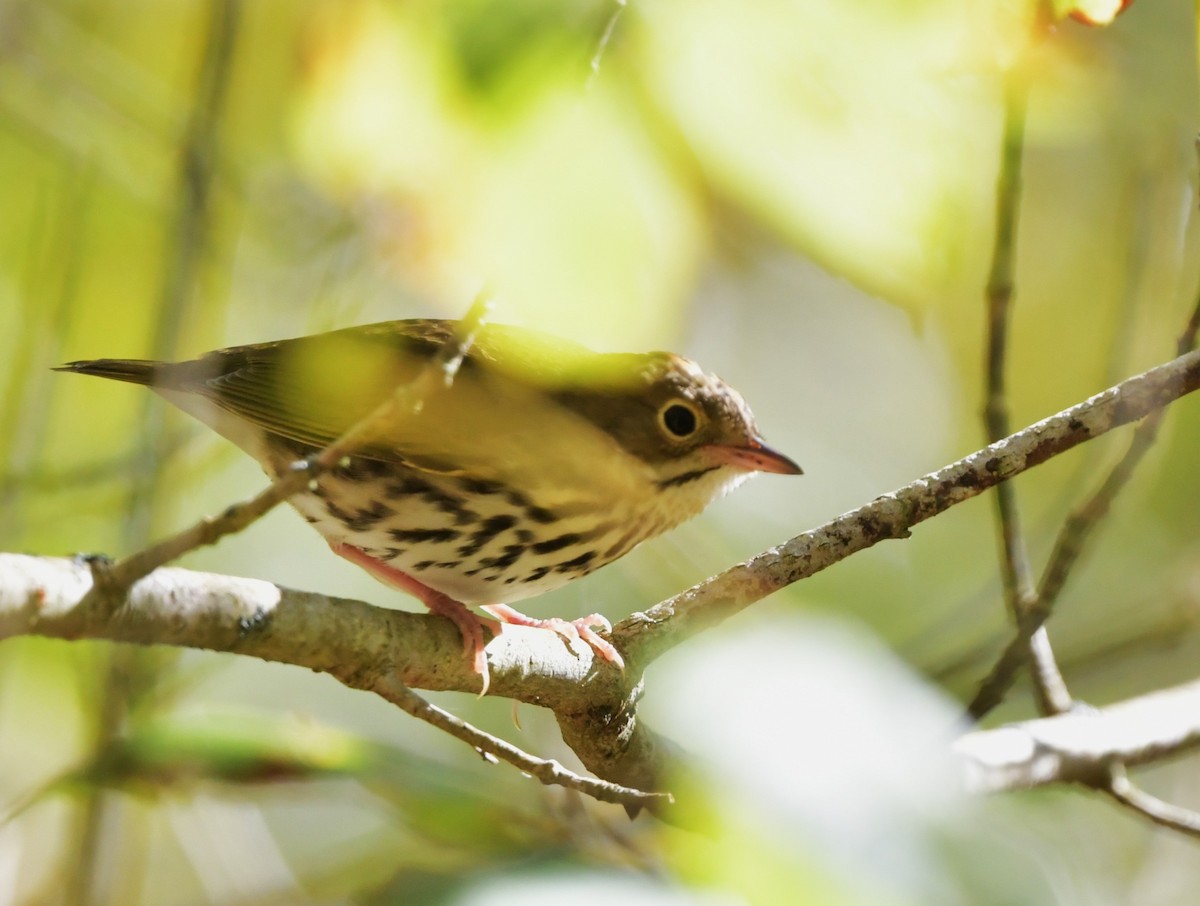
[
  {"xmin": 370, "ymin": 675, "xmax": 670, "ymax": 810},
  {"xmin": 965, "ymin": 161, "xmax": 1200, "ymax": 834},
  {"xmin": 969, "ymin": 294, "xmax": 1200, "ymax": 720},
  {"xmin": 981, "ymin": 68, "xmax": 1072, "ymax": 717},
  {"xmin": 1104, "ymin": 764, "xmax": 1200, "ymax": 838}
]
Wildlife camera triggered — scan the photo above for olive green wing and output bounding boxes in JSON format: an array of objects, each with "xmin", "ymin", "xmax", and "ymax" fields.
[
  {"xmin": 160, "ymin": 321, "xmax": 456, "ymax": 463},
  {"xmin": 154, "ymin": 320, "xmax": 635, "ymax": 479}
]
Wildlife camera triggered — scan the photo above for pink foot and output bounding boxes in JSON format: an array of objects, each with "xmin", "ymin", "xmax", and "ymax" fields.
[
  {"xmin": 330, "ymin": 542, "xmax": 500, "ymax": 693},
  {"xmin": 481, "ymin": 603, "xmax": 625, "ymax": 669}
]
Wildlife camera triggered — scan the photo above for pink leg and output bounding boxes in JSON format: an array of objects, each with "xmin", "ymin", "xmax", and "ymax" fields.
[
  {"xmin": 330, "ymin": 542, "xmax": 500, "ymax": 692},
  {"xmin": 481, "ymin": 603, "xmax": 625, "ymax": 669}
]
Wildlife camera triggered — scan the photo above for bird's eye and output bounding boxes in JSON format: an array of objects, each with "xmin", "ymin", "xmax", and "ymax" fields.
[{"xmin": 658, "ymin": 400, "xmax": 701, "ymax": 439}]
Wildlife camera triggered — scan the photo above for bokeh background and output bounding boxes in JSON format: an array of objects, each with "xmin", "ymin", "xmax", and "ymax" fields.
[{"xmin": 3, "ymin": 0, "xmax": 1200, "ymax": 903}]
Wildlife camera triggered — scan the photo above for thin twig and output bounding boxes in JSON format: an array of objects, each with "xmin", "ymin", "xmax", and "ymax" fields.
[
  {"xmin": 371, "ymin": 675, "xmax": 669, "ymax": 811},
  {"xmin": 981, "ymin": 68, "xmax": 1072, "ymax": 717},
  {"xmin": 1104, "ymin": 764, "xmax": 1200, "ymax": 838},
  {"xmin": 966, "ymin": 142, "xmax": 1200, "ymax": 836},
  {"xmin": 969, "ymin": 294, "xmax": 1200, "ymax": 720}
]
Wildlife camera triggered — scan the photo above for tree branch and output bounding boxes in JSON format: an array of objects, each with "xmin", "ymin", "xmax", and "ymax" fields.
[
  {"xmin": 10, "ymin": 555, "xmax": 1200, "ymax": 807},
  {"xmin": 6, "ymin": 346, "xmax": 1200, "ymax": 807},
  {"xmin": 0, "ymin": 553, "xmax": 667, "ymax": 812},
  {"xmin": 0, "ymin": 554, "xmax": 618, "ymax": 704},
  {"xmin": 956, "ymin": 680, "xmax": 1200, "ymax": 795}
]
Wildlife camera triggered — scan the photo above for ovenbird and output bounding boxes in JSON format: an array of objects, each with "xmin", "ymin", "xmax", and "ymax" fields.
[{"xmin": 58, "ymin": 320, "xmax": 800, "ymax": 687}]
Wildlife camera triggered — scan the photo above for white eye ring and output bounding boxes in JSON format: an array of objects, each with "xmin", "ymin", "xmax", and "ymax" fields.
[{"xmin": 657, "ymin": 399, "xmax": 703, "ymax": 440}]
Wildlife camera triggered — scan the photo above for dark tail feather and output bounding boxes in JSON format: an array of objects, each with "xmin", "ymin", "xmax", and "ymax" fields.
[{"xmin": 53, "ymin": 359, "xmax": 161, "ymax": 386}]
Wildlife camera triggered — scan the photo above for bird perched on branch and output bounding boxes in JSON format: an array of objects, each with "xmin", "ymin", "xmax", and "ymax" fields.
[{"xmin": 58, "ymin": 319, "xmax": 801, "ymax": 690}]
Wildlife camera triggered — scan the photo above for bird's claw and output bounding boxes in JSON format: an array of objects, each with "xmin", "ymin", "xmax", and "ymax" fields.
[{"xmin": 481, "ymin": 604, "xmax": 623, "ymax": 668}]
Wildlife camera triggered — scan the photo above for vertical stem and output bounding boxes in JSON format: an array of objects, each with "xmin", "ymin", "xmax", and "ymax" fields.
[{"xmin": 980, "ymin": 71, "xmax": 1073, "ymax": 718}]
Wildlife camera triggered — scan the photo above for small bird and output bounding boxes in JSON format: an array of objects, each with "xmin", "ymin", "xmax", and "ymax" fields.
[{"xmin": 57, "ymin": 320, "xmax": 800, "ymax": 688}]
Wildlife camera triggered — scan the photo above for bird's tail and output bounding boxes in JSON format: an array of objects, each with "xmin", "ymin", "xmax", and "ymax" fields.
[{"xmin": 53, "ymin": 359, "xmax": 161, "ymax": 386}]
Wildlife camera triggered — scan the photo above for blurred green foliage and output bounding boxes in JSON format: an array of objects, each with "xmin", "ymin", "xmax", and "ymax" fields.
[{"xmin": 3, "ymin": 0, "xmax": 1200, "ymax": 903}]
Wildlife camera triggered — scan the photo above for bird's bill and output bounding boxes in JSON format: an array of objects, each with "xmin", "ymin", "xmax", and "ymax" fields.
[{"xmin": 706, "ymin": 438, "xmax": 803, "ymax": 475}]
